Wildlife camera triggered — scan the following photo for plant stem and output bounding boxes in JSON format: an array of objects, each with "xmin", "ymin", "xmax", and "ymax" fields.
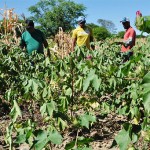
[
  {"xmin": 70, "ymin": 57, "xmax": 74, "ymax": 118},
  {"xmin": 74, "ymin": 129, "xmax": 79, "ymax": 149}
]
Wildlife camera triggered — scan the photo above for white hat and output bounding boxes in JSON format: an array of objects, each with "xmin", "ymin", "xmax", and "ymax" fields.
[
  {"xmin": 120, "ymin": 17, "xmax": 130, "ymax": 23},
  {"xmin": 77, "ymin": 16, "xmax": 86, "ymax": 23}
]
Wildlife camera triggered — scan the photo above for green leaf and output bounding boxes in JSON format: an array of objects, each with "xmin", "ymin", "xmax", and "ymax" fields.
[
  {"xmin": 40, "ymin": 103, "xmax": 47, "ymax": 117},
  {"xmin": 83, "ymin": 69, "xmax": 95, "ymax": 92},
  {"xmin": 121, "ymin": 61, "xmax": 131, "ymax": 76},
  {"xmin": 45, "ymin": 57, "xmax": 51, "ymax": 66},
  {"xmin": 77, "ymin": 137, "xmax": 93, "ymax": 146},
  {"xmin": 141, "ymin": 118, "xmax": 148, "ymax": 130},
  {"xmin": 24, "ymin": 79, "xmax": 32, "ymax": 93},
  {"xmin": 42, "ymin": 87, "xmax": 48, "ymax": 98},
  {"xmin": 65, "ymin": 140, "xmax": 75, "ymax": 150},
  {"xmin": 118, "ymin": 105, "xmax": 129, "ymax": 115},
  {"xmin": 40, "ymin": 101, "xmax": 56, "ymax": 117},
  {"xmin": 10, "ymin": 100, "xmax": 22, "ymax": 122},
  {"xmin": 83, "ymin": 77, "xmax": 90, "ymax": 92},
  {"xmin": 13, "ymin": 100, "xmax": 22, "ymax": 118},
  {"xmin": 60, "ymin": 96, "xmax": 68, "ymax": 110},
  {"xmin": 32, "ymin": 79, "xmax": 39, "ymax": 96},
  {"xmin": 48, "ymin": 131, "xmax": 62, "ymax": 144},
  {"xmin": 143, "ymin": 92, "xmax": 150, "ymax": 113},
  {"xmin": 142, "ymin": 71, "xmax": 150, "ymax": 84},
  {"xmin": 115, "ymin": 124, "xmax": 132, "ymax": 150},
  {"xmin": 132, "ymin": 133, "xmax": 138, "ymax": 143},
  {"xmin": 58, "ymin": 117, "xmax": 68, "ymax": 131},
  {"xmin": 6, "ymin": 89, "xmax": 11, "ymax": 101},
  {"xmin": 32, "ymin": 130, "xmax": 48, "ymax": 150},
  {"xmin": 142, "ymin": 83, "xmax": 150, "ymax": 94},
  {"xmin": 46, "ymin": 101, "xmax": 56, "ymax": 117},
  {"xmin": 65, "ymin": 136, "xmax": 93, "ymax": 149},
  {"xmin": 65, "ymin": 87, "xmax": 72, "ymax": 96},
  {"xmin": 36, "ymin": 130, "xmax": 47, "ymax": 141},
  {"xmin": 75, "ymin": 77, "xmax": 83, "ymax": 90},
  {"xmin": 109, "ymin": 77, "xmax": 116, "ymax": 89},
  {"xmin": 15, "ymin": 134, "xmax": 26, "ymax": 144},
  {"xmin": 33, "ymin": 139, "xmax": 48, "ymax": 150},
  {"xmin": 79, "ymin": 114, "xmax": 96, "ymax": 129},
  {"xmin": 115, "ymin": 129, "xmax": 131, "ymax": 150},
  {"xmin": 26, "ymin": 130, "xmax": 32, "ymax": 140},
  {"xmin": 92, "ymin": 75, "xmax": 100, "ymax": 91}
]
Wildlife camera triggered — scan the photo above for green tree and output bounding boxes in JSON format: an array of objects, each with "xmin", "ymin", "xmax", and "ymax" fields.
[
  {"xmin": 97, "ymin": 19, "xmax": 117, "ymax": 34},
  {"xmin": 86, "ymin": 23, "xmax": 99, "ymax": 29},
  {"xmin": 28, "ymin": 0, "xmax": 86, "ymax": 37},
  {"xmin": 117, "ymin": 31, "xmax": 125, "ymax": 38},
  {"xmin": 93, "ymin": 26, "xmax": 111, "ymax": 41}
]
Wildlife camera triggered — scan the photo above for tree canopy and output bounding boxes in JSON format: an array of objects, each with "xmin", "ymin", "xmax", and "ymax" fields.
[
  {"xmin": 97, "ymin": 19, "xmax": 117, "ymax": 34},
  {"xmin": 28, "ymin": 0, "xmax": 86, "ymax": 37},
  {"xmin": 117, "ymin": 31, "xmax": 125, "ymax": 38},
  {"xmin": 86, "ymin": 23, "xmax": 99, "ymax": 29},
  {"xmin": 93, "ymin": 26, "xmax": 111, "ymax": 41}
]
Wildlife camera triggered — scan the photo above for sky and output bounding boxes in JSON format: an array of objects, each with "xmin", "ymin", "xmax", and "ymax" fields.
[{"xmin": 0, "ymin": 0, "xmax": 149, "ymax": 35}]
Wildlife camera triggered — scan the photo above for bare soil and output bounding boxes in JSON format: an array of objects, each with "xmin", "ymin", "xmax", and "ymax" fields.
[{"xmin": 0, "ymin": 101, "xmax": 148, "ymax": 150}]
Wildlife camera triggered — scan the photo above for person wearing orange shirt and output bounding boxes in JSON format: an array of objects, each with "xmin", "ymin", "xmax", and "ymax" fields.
[{"xmin": 118, "ymin": 17, "xmax": 136, "ymax": 62}]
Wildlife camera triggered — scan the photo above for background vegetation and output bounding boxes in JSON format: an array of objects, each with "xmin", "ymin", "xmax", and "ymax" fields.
[{"xmin": 0, "ymin": 0, "xmax": 149, "ymax": 150}]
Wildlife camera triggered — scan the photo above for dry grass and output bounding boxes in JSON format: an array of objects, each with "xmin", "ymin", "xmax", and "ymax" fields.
[
  {"xmin": 0, "ymin": 6, "xmax": 73, "ymax": 57},
  {"xmin": 0, "ymin": 7, "xmax": 24, "ymax": 45},
  {"xmin": 54, "ymin": 27, "xmax": 72, "ymax": 58}
]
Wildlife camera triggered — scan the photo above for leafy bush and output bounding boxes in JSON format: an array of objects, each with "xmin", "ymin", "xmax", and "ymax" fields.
[
  {"xmin": 117, "ymin": 31, "xmax": 125, "ymax": 38},
  {"xmin": 93, "ymin": 26, "xmax": 111, "ymax": 41},
  {"xmin": 1, "ymin": 36, "xmax": 150, "ymax": 150}
]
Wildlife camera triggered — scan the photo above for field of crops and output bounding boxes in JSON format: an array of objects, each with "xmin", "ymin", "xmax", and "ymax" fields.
[
  {"xmin": 0, "ymin": 8, "xmax": 150, "ymax": 150},
  {"xmin": 0, "ymin": 32, "xmax": 150, "ymax": 150}
]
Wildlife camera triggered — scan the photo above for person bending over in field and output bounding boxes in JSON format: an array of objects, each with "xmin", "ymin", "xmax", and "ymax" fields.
[
  {"xmin": 72, "ymin": 16, "xmax": 95, "ymax": 52},
  {"xmin": 117, "ymin": 17, "xmax": 136, "ymax": 62},
  {"xmin": 20, "ymin": 20, "xmax": 50, "ymax": 57}
]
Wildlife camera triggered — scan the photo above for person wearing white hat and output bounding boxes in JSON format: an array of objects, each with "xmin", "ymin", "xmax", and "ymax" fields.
[
  {"xmin": 72, "ymin": 16, "xmax": 94, "ymax": 51},
  {"xmin": 117, "ymin": 17, "xmax": 136, "ymax": 62}
]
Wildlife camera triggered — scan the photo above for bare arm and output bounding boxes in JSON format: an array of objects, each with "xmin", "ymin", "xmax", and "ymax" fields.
[
  {"xmin": 114, "ymin": 38, "xmax": 134, "ymax": 47},
  {"xmin": 90, "ymin": 28, "xmax": 95, "ymax": 50},
  {"xmin": 72, "ymin": 37, "xmax": 77, "ymax": 52},
  {"xmin": 123, "ymin": 37, "xmax": 134, "ymax": 47},
  {"xmin": 43, "ymin": 40, "xmax": 48, "ymax": 48},
  {"xmin": 20, "ymin": 39, "xmax": 26, "ymax": 50},
  {"xmin": 43, "ymin": 40, "xmax": 50, "ymax": 57}
]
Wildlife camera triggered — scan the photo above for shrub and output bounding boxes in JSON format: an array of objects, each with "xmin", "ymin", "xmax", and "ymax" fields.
[
  {"xmin": 117, "ymin": 31, "xmax": 125, "ymax": 38},
  {"xmin": 93, "ymin": 26, "xmax": 111, "ymax": 41}
]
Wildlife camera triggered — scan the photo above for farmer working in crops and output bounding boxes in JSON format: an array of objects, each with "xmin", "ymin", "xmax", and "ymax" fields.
[
  {"xmin": 118, "ymin": 17, "xmax": 136, "ymax": 62},
  {"xmin": 72, "ymin": 16, "xmax": 94, "ymax": 51},
  {"xmin": 20, "ymin": 20, "xmax": 50, "ymax": 57}
]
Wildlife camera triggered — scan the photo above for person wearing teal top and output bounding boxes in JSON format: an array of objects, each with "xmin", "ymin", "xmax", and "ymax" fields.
[{"xmin": 20, "ymin": 20, "xmax": 50, "ymax": 56}]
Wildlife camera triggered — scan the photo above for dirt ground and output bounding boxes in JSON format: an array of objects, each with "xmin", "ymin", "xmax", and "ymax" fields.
[
  {"xmin": 0, "ymin": 114, "xmax": 121, "ymax": 150},
  {"xmin": 0, "ymin": 102, "xmax": 148, "ymax": 150},
  {"xmin": 0, "ymin": 102, "xmax": 122, "ymax": 150}
]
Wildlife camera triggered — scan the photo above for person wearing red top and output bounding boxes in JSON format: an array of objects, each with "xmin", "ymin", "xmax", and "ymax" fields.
[{"xmin": 118, "ymin": 17, "xmax": 136, "ymax": 62}]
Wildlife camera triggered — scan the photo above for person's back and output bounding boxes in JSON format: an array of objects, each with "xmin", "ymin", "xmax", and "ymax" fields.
[
  {"xmin": 20, "ymin": 20, "xmax": 50, "ymax": 56},
  {"xmin": 21, "ymin": 28, "xmax": 45, "ymax": 54}
]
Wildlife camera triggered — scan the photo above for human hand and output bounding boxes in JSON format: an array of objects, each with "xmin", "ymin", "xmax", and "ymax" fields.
[
  {"xmin": 91, "ymin": 45, "xmax": 95, "ymax": 50},
  {"xmin": 113, "ymin": 41, "xmax": 123, "ymax": 45}
]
